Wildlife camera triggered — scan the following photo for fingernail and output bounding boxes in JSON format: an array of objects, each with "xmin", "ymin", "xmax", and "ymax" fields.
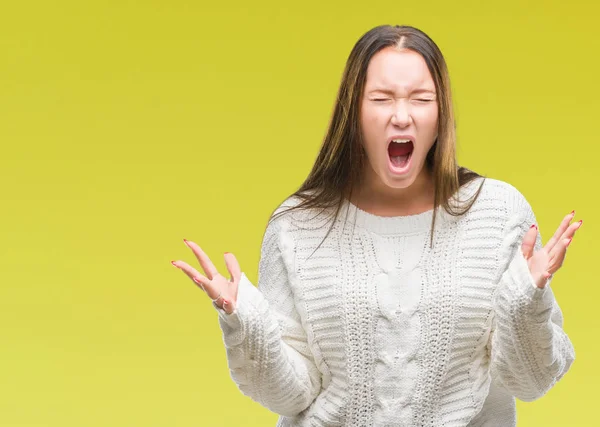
[
  {"xmin": 171, "ymin": 260, "xmax": 179, "ymax": 269},
  {"xmin": 183, "ymin": 239, "xmax": 190, "ymax": 247},
  {"xmin": 578, "ymin": 219, "xmax": 583, "ymax": 227},
  {"xmin": 571, "ymin": 210, "xmax": 576, "ymax": 216},
  {"xmin": 224, "ymin": 252, "xmax": 230, "ymax": 255},
  {"xmin": 530, "ymin": 224, "xmax": 537, "ymax": 230}
]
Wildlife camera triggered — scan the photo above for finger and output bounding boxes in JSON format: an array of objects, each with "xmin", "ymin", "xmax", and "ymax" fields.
[
  {"xmin": 224, "ymin": 252, "xmax": 242, "ymax": 284},
  {"xmin": 549, "ymin": 220, "xmax": 581, "ymax": 256},
  {"xmin": 545, "ymin": 211, "xmax": 576, "ymax": 253},
  {"xmin": 521, "ymin": 224, "xmax": 538, "ymax": 260},
  {"xmin": 192, "ymin": 276, "xmax": 222, "ymax": 301},
  {"xmin": 548, "ymin": 236, "xmax": 573, "ymax": 274},
  {"xmin": 172, "ymin": 259, "xmax": 219, "ymax": 297},
  {"xmin": 184, "ymin": 239, "xmax": 218, "ymax": 280}
]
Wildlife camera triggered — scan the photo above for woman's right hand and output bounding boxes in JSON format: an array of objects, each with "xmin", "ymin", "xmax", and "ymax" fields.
[{"xmin": 171, "ymin": 239, "xmax": 241, "ymax": 314}]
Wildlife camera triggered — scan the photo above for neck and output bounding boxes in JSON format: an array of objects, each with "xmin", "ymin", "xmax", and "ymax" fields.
[{"xmin": 351, "ymin": 166, "xmax": 435, "ymax": 216}]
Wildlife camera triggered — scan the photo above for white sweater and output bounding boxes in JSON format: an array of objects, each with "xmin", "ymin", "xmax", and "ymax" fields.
[{"xmin": 214, "ymin": 177, "xmax": 575, "ymax": 426}]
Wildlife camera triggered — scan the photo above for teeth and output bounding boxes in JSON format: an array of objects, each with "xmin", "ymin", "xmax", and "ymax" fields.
[{"xmin": 392, "ymin": 139, "xmax": 411, "ymax": 143}]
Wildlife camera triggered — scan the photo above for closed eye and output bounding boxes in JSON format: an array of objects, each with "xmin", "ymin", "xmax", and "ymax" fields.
[{"xmin": 373, "ymin": 98, "xmax": 433, "ymax": 102}]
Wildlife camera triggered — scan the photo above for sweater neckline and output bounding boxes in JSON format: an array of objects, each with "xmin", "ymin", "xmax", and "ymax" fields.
[
  {"xmin": 336, "ymin": 176, "xmax": 486, "ymax": 235},
  {"xmin": 340, "ymin": 198, "xmax": 447, "ymax": 235}
]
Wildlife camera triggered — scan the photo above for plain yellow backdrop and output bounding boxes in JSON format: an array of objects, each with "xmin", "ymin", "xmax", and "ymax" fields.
[{"xmin": 1, "ymin": 1, "xmax": 598, "ymax": 426}]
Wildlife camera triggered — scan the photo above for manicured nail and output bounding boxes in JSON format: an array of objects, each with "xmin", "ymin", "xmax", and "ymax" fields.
[
  {"xmin": 224, "ymin": 252, "xmax": 230, "ymax": 255},
  {"xmin": 571, "ymin": 210, "xmax": 576, "ymax": 216},
  {"xmin": 183, "ymin": 239, "xmax": 190, "ymax": 247},
  {"xmin": 530, "ymin": 224, "xmax": 537, "ymax": 230},
  {"xmin": 578, "ymin": 219, "xmax": 583, "ymax": 227},
  {"xmin": 171, "ymin": 260, "xmax": 179, "ymax": 268}
]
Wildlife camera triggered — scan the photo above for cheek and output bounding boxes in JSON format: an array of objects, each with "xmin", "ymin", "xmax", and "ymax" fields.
[
  {"xmin": 416, "ymin": 108, "xmax": 439, "ymax": 135},
  {"xmin": 360, "ymin": 108, "xmax": 385, "ymax": 145},
  {"xmin": 361, "ymin": 106, "xmax": 382, "ymax": 129}
]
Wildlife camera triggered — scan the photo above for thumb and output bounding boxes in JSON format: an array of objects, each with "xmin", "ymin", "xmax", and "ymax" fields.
[
  {"xmin": 521, "ymin": 224, "xmax": 538, "ymax": 260},
  {"xmin": 224, "ymin": 252, "xmax": 242, "ymax": 286}
]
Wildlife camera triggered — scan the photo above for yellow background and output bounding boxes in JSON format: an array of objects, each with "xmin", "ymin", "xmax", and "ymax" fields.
[{"xmin": 1, "ymin": 1, "xmax": 598, "ymax": 425}]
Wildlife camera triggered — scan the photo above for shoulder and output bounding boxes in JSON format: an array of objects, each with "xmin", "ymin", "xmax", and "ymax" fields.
[
  {"xmin": 485, "ymin": 178, "xmax": 534, "ymax": 218},
  {"xmin": 262, "ymin": 194, "xmax": 308, "ymax": 245},
  {"xmin": 472, "ymin": 178, "xmax": 538, "ymax": 249},
  {"xmin": 454, "ymin": 177, "xmax": 537, "ymax": 243},
  {"xmin": 462, "ymin": 176, "xmax": 520, "ymax": 200},
  {"xmin": 465, "ymin": 177, "xmax": 534, "ymax": 218},
  {"xmin": 271, "ymin": 191, "xmax": 334, "ymax": 230},
  {"xmin": 458, "ymin": 178, "xmax": 541, "ymax": 268},
  {"xmin": 268, "ymin": 195, "xmax": 306, "ymax": 231},
  {"xmin": 272, "ymin": 194, "xmax": 306, "ymax": 217}
]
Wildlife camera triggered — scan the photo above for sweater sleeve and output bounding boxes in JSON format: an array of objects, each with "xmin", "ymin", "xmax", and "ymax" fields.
[
  {"xmin": 488, "ymin": 187, "xmax": 575, "ymax": 401},
  {"xmin": 212, "ymin": 213, "xmax": 322, "ymax": 416}
]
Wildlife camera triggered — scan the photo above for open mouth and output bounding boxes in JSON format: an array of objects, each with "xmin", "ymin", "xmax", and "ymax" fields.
[{"xmin": 388, "ymin": 139, "xmax": 414, "ymax": 169}]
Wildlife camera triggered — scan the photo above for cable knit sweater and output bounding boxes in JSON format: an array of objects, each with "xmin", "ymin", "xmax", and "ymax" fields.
[{"xmin": 214, "ymin": 177, "xmax": 575, "ymax": 426}]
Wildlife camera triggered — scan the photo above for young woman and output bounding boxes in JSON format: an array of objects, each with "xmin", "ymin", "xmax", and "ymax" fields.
[{"xmin": 172, "ymin": 25, "xmax": 578, "ymax": 426}]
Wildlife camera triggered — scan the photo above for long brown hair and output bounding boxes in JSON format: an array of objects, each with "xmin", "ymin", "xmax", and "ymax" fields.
[{"xmin": 270, "ymin": 24, "xmax": 486, "ymax": 249}]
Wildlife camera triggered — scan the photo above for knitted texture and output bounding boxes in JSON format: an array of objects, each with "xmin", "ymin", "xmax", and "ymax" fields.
[{"xmin": 215, "ymin": 177, "xmax": 575, "ymax": 426}]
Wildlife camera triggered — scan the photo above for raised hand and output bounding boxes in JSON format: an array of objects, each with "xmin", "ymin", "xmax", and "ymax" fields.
[
  {"xmin": 521, "ymin": 211, "xmax": 583, "ymax": 288},
  {"xmin": 171, "ymin": 239, "xmax": 241, "ymax": 314}
]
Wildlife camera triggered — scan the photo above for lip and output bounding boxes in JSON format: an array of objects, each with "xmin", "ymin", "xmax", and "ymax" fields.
[{"xmin": 387, "ymin": 134, "xmax": 416, "ymax": 144}]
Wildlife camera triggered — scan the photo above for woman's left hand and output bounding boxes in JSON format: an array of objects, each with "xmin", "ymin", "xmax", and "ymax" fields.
[{"xmin": 521, "ymin": 211, "xmax": 583, "ymax": 288}]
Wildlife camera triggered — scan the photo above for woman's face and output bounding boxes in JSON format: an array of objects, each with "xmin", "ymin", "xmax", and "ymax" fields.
[{"xmin": 360, "ymin": 47, "xmax": 439, "ymax": 192}]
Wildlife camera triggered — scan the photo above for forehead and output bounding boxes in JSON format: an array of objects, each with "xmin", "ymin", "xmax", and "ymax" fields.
[{"xmin": 364, "ymin": 47, "xmax": 435, "ymax": 92}]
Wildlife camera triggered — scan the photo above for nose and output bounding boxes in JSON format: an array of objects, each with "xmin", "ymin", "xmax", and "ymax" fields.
[{"xmin": 391, "ymin": 100, "xmax": 412, "ymax": 127}]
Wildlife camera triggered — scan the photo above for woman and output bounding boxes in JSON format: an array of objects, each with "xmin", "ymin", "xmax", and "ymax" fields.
[{"xmin": 172, "ymin": 25, "xmax": 578, "ymax": 426}]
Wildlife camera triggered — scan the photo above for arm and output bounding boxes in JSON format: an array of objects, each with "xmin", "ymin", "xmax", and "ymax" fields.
[
  {"xmin": 489, "ymin": 189, "xmax": 575, "ymax": 401},
  {"xmin": 214, "ymin": 215, "xmax": 322, "ymax": 416}
]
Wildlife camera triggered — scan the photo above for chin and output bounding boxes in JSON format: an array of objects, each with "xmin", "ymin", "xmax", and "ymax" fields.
[{"xmin": 383, "ymin": 174, "xmax": 417, "ymax": 189}]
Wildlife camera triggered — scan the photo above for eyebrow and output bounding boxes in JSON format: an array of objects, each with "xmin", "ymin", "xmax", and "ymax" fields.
[{"xmin": 368, "ymin": 88, "xmax": 436, "ymax": 95}]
